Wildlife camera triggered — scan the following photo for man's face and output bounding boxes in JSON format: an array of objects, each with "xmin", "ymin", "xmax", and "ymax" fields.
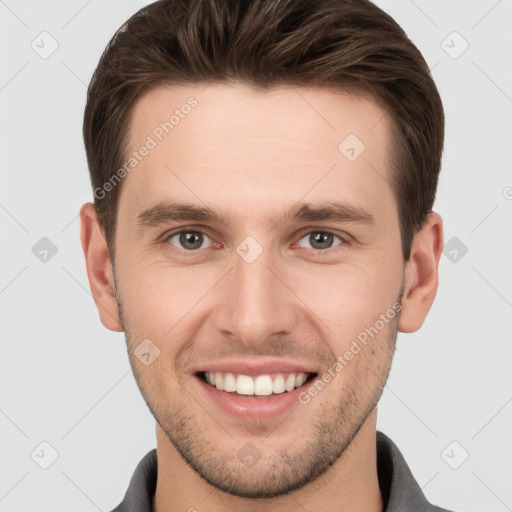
[{"xmin": 113, "ymin": 83, "xmax": 404, "ymax": 497}]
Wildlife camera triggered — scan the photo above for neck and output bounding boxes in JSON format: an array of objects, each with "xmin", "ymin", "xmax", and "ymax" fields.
[{"xmin": 152, "ymin": 408, "xmax": 383, "ymax": 512}]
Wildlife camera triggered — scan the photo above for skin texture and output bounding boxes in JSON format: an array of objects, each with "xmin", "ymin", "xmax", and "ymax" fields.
[{"xmin": 80, "ymin": 83, "xmax": 443, "ymax": 512}]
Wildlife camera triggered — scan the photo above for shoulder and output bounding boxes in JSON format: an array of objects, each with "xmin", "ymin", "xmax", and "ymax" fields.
[
  {"xmin": 376, "ymin": 431, "xmax": 457, "ymax": 512},
  {"xmin": 110, "ymin": 448, "xmax": 157, "ymax": 512}
]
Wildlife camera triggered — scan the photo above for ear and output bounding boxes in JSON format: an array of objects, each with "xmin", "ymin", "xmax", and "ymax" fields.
[
  {"xmin": 398, "ymin": 211, "xmax": 444, "ymax": 333},
  {"xmin": 79, "ymin": 203, "xmax": 123, "ymax": 332}
]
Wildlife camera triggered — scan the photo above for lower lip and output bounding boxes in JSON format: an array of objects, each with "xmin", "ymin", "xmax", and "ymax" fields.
[{"xmin": 195, "ymin": 375, "xmax": 311, "ymax": 421}]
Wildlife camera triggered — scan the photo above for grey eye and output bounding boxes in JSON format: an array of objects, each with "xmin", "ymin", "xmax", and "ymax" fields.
[
  {"xmin": 168, "ymin": 230, "xmax": 211, "ymax": 250},
  {"xmin": 297, "ymin": 231, "xmax": 342, "ymax": 250}
]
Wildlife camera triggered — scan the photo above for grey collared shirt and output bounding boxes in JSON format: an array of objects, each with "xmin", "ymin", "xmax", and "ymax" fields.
[{"xmin": 111, "ymin": 430, "xmax": 454, "ymax": 511}]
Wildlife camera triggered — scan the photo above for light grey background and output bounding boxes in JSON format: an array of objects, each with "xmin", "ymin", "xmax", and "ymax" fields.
[{"xmin": 1, "ymin": 1, "xmax": 511, "ymax": 511}]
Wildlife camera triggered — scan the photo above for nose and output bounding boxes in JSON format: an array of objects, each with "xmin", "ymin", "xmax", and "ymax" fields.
[{"xmin": 212, "ymin": 244, "xmax": 299, "ymax": 349}]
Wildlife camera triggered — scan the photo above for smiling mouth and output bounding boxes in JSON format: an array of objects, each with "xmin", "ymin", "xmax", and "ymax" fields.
[{"xmin": 197, "ymin": 371, "xmax": 317, "ymax": 398}]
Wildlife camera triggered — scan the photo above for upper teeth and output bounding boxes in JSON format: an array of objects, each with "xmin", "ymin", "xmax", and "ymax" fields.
[{"xmin": 204, "ymin": 372, "xmax": 309, "ymax": 396}]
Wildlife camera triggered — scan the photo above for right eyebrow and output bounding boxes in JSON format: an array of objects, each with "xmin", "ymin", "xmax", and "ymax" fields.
[{"xmin": 135, "ymin": 201, "xmax": 231, "ymax": 230}]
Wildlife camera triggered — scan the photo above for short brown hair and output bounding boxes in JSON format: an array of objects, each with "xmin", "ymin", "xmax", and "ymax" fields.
[{"xmin": 83, "ymin": 0, "xmax": 444, "ymax": 262}]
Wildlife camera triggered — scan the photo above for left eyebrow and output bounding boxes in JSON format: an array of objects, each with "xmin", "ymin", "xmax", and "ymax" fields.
[
  {"xmin": 134, "ymin": 200, "xmax": 376, "ymax": 231},
  {"xmin": 282, "ymin": 201, "xmax": 376, "ymax": 226}
]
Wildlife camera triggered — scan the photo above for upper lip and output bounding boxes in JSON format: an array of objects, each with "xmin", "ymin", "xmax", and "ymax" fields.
[{"xmin": 192, "ymin": 358, "xmax": 318, "ymax": 377}]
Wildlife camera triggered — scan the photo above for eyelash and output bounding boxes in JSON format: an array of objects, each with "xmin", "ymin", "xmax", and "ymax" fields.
[{"xmin": 161, "ymin": 227, "xmax": 350, "ymax": 255}]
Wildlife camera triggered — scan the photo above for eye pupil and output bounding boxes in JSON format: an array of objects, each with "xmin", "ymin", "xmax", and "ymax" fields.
[
  {"xmin": 180, "ymin": 231, "xmax": 203, "ymax": 250},
  {"xmin": 310, "ymin": 232, "xmax": 333, "ymax": 249}
]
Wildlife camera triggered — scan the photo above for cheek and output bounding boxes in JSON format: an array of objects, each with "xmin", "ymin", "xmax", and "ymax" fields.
[
  {"xmin": 116, "ymin": 258, "xmax": 215, "ymax": 337},
  {"xmin": 288, "ymin": 259, "xmax": 401, "ymax": 347},
  {"xmin": 293, "ymin": 257, "xmax": 398, "ymax": 311}
]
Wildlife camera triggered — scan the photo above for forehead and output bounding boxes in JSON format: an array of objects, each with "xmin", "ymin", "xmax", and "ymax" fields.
[
  {"xmin": 119, "ymin": 83, "xmax": 395, "ymax": 227},
  {"xmin": 128, "ymin": 83, "xmax": 389, "ymax": 151}
]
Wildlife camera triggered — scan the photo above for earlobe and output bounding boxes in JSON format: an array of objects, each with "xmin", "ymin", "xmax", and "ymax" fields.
[
  {"xmin": 398, "ymin": 211, "xmax": 444, "ymax": 333},
  {"xmin": 79, "ymin": 203, "xmax": 124, "ymax": 332}
]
